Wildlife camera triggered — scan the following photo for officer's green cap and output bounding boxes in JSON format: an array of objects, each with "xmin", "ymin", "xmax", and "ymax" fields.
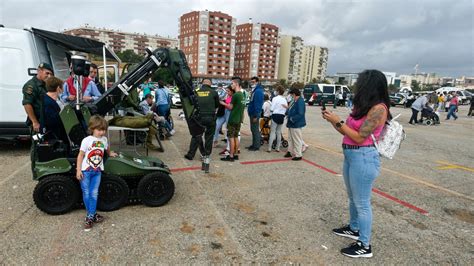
[{"xmin": 38, "ymin": 62, "xmax": 54, "ymax": 74}]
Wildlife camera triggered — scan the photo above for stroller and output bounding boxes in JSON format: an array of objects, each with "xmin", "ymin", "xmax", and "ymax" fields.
[
  {"xmin": 420, "ymin": 106, "xmax": 440, "ymax": 125},
  {"xmin": 259, "ymin": 117, "xmax": 288, "ymax": 149}
]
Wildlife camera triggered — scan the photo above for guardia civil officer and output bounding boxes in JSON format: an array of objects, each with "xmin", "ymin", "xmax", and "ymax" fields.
[
  {"xmin": 184, "ymin": 78, "xmax": 219, "ymax": 173},
  {"xmin": 22, "ymin": 63, "xmax": 54, "ymax": 177}
]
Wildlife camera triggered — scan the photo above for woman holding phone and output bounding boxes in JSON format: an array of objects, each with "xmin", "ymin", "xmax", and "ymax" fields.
[{"xmin": 322, "ymin": 69, "xmax": 391, "ymax": 258}]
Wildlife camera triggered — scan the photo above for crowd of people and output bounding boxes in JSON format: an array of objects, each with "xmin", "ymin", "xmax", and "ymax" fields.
[
  {"xmin": 24, "ymin": 62, "xmax": 466, "ymax": 258},
  {"xmin": 408, "ymin": 90, "xmax": 474, "ymax": 125}
]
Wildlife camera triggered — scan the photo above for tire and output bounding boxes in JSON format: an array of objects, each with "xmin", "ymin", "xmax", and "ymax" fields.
[
  {"xmin": 137, "ymin": 171, "xmax": 175, "ymax": 207},
  {"xmin": 97, "ymin": 175, "xmax": 129, "ymax": 212},
  {"xmin": 282, "ymin": 140, "xmax": 289, "ymax": 148},
  {"xmin": 425, "ymin": 120, "xmax": 433, "ymax": 126},
  {"xmin": 33, "ymin": 175, "xmax": 80, "ymax": 215}
]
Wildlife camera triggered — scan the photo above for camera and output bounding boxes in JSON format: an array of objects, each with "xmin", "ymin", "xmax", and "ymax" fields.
[{"xmin": 71, "ymin": 55, "xmax": 87, "ymax": 76}]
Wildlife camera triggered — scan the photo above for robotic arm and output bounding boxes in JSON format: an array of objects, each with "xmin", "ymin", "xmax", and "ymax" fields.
[{"xmin": 88, "ymin": 47, "xmax": 204, "ymax": 137}]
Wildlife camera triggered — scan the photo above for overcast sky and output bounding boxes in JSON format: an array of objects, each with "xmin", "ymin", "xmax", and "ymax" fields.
[{"xmin": 1, "ymin": 0, "xmax": 472, "ymax": 77}]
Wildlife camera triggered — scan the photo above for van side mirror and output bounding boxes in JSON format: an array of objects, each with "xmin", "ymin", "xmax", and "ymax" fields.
[{"xmin": 28, "ymin": 68, "xmax": 37, "ymax": 76}]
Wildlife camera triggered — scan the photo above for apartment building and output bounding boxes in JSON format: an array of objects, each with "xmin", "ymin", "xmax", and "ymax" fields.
[
  {"xmin": 299, "ymin": 45, "xmax": 328, "ymax": 84},
  {"xmin": 234, "ymin": 22, "xmax": 280, "ymax": 81},
  {"xmin": 277, "ymin": 35, "xmax": 304, "ymax": 83},
  {"xmin": 178, "ymin": 10, "xmax": 236, "ymax": 79},
  {"xmin": 63, "ymin": 25, "xmax": 178, "ymax": 54}
]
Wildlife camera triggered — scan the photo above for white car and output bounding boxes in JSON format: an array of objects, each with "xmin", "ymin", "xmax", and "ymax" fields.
[{"xmin": 170, "ymin": 92, "xmax": 182, "ymax": 108}]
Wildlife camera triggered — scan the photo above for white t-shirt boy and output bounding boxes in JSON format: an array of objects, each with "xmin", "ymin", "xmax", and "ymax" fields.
[{"xmin": 80, "ymin": 136, "xmax": 108, "ymax": 171}]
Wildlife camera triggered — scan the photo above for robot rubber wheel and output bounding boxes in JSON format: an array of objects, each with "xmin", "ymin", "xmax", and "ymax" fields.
[
  {"xmin": 137, "ymin": 171, "xmax": 175, "ymax": 207},
  {"xmin": 97, "ymin": 175, "xmax": 130, "ymax": 212},
  {"xmin": 33, "ymin": 175, "xmax": 80, "ymax": 215},
  {"xmin": 282, "ymin": 140, "xmax": 289, "ymax": 148}
]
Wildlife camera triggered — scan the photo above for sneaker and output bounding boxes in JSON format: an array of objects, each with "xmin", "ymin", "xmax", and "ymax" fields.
[
  {"xmin": 341, "ymin": 241, "xmax": 372, "ymax": 258},
  {"xmin": 233, "ymin": 155, "xmax": 239, "ymax": 160},
  {"xmin": 184, "ymin": 154, "xmax": 193, "ymax": 160},
  {"xmin": 84, "ymin": 217, "xmax": 94, "ymax": 231},
  {"xmin": 284, "ymin": 152, "xmax": 292, "ymax": 158},
  {"xmin": 302, "ymin": 145, "xmax": 308, "ymax": 153},
  {"xmin": 219, "ymin": 149, "xmax": 229, "ymax": 155},
  {"xmin": 93, "ymin": 213, "xmax": 104, "ymax": 223},
  {"xmin": 170, "ymin": 129, "xmax": 176, "ymax": 135},
  {"xmin": 332, "ymin": 225, "xmax": 360, "ymax": 240},
  {"xmin": 292, "ymin": 156, "xmax": 302, "ymax": 161},
  {"xmin": 220, "ymin": 155, "xmax": 234, "ymax": 162}
]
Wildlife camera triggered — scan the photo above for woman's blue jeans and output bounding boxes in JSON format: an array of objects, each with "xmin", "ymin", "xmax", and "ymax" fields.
[
  {"xmin": 214, "ymin": 111, "xmax": 230, "ymax": 142},
  {"xmin": 342, "ymin": 147, "xmax": 380, "ymax": 247},
  {"xmin": 157, "ymin": 104, "xmax": 170, "ymax": 118},
  {"xmin": 80, "ymin": 171, "xmax": 102, "ymax": 218}
]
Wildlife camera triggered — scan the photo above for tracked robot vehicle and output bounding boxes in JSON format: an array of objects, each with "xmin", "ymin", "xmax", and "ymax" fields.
[{"xmin": 33, "ymin": 48, "xmax": 204, "ymax": 214}]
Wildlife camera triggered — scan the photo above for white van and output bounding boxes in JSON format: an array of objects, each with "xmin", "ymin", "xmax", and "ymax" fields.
[
  {"xmin": 436, "ymin": 87, "xmax": 471, "ymax": 105},
  {"xmin": 0, "ymin": 26, "xmax": 119, "ymax": 141}
]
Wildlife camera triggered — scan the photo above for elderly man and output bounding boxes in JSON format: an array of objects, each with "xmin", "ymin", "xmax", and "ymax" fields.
[{"xmin": 61, "ymin": 64, "xmax": 102, "ymax": 103}]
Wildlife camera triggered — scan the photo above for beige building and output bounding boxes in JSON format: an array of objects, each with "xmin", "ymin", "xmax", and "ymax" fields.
[
  {"xmin": 299, "ymin": 45, "xmax": 328, "ymax": 84},
  {"xmin": 178, "ymin": 10, "xmax": 237, "ymax": 79},
  {"xmin": 277, "ymin": 35, "xmax": 304, "ymax": 83},
  {"xmin": 63, "ymin": 24, "xmax": 178, "ymax": 54},
  {"xmin": 399, "ymin": 73, "xmax": 440, "ymax": 87}
]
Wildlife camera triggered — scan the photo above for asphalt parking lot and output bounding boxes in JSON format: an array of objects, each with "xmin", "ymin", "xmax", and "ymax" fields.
[{"xmin": 1, "ymin": 104, "xmax": 473, "ymax": 264}]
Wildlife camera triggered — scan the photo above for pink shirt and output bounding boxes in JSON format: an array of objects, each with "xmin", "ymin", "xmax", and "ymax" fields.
[
  {"xmin": 342, "ymin": 104, "xmax": 387, "ymax": 146},
  {"xmin": 449, "ymin": 96, "xmax": 458, "ymax": 106}
]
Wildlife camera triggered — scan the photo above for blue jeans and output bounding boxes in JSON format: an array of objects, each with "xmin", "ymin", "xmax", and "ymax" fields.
[
  {"xmin": 80, "ymin": 171, "xmax": 102, "ymax": 218},
  {"xmin": 342, "ymin": 147, "xmax": 380, "ymax": 247},
  {"xmin": 214, "ymin": 111, "xmax": 230, "ymax": 142},
  {"xmin": 157, "ymin": 104, "xmax": 170, "ymax": 118},
  {"xmin": 446, "ymin": 105, "xmax": 458, "ymax": 120}
]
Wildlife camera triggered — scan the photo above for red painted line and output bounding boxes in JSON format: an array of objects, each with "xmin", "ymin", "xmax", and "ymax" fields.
[
  {"xmin": 302, "ymin": 158, "xmax": 339, "ymax": 174},
  {"xmin": 372, "ymin": 188, "xmax": 429, "ymax": 215},
  {"xmin": 170, "ymin": 166, "xmax": 201, "ymax": 172},
  {"xmin": 302, "ymin": 158, "xmax": 429, "ymax": 215},
  {"xmin": 240, "ymin": 158, "xmax": 291, "ymax": 165}
]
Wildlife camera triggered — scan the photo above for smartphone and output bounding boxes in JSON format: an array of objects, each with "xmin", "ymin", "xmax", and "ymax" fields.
[{"xmin": 321, "ymin": 102, "xmax": 326, "ymax": 111}]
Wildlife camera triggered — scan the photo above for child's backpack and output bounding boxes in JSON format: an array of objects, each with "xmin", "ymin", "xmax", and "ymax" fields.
[{"xmin": 371, "ymin": 114, "xmax": 405, "ymax": 159}]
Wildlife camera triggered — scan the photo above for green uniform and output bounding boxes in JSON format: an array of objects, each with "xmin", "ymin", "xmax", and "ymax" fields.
[
  {"xmin": 186, "ymin": 85, "xmax": 219, "ymax": 158},
  {"xmin": 22, "ymin": 76, "xmax": 46, "ymax": 178},
  {"xmin": 22, "ymin": 76, "xmax": 47, "ymax": 125}
]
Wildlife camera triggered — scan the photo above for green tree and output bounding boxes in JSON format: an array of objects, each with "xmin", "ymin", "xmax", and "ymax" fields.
[
  {"xmin": 116, "ymin": 49, "xmax": 144, "ymax": 63},
  {"xmin": 411, "ymin": 80, "xmax": 421, "ymax": 91},
  {"xmin": 388, "ymin": 84, "xmax": 398, "ymax": 94},
  {"xmin": 151, "ymin": 68, "xmax": 174, "ymax": 84},
  {"xmin": 278, "ymin": 79, "xmax": 288, "ymax": 88},
  {"xmin": 290, "ymin": 82, "xmax": 305, "ymax": 90}
]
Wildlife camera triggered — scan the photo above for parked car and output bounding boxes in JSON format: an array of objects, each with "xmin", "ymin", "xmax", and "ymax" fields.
[
  {"xmin": 456, "ymin": 90, "xmax": 472, "ymax": 105},
  {"xmin": 389, "ymin": 93, "xmax": 409, "ymax": 107}
]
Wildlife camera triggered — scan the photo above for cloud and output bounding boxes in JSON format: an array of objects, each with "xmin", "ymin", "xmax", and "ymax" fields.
[{"xmin": 0, "ymin": 0, "xmax": 472, "ymax": 77}]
